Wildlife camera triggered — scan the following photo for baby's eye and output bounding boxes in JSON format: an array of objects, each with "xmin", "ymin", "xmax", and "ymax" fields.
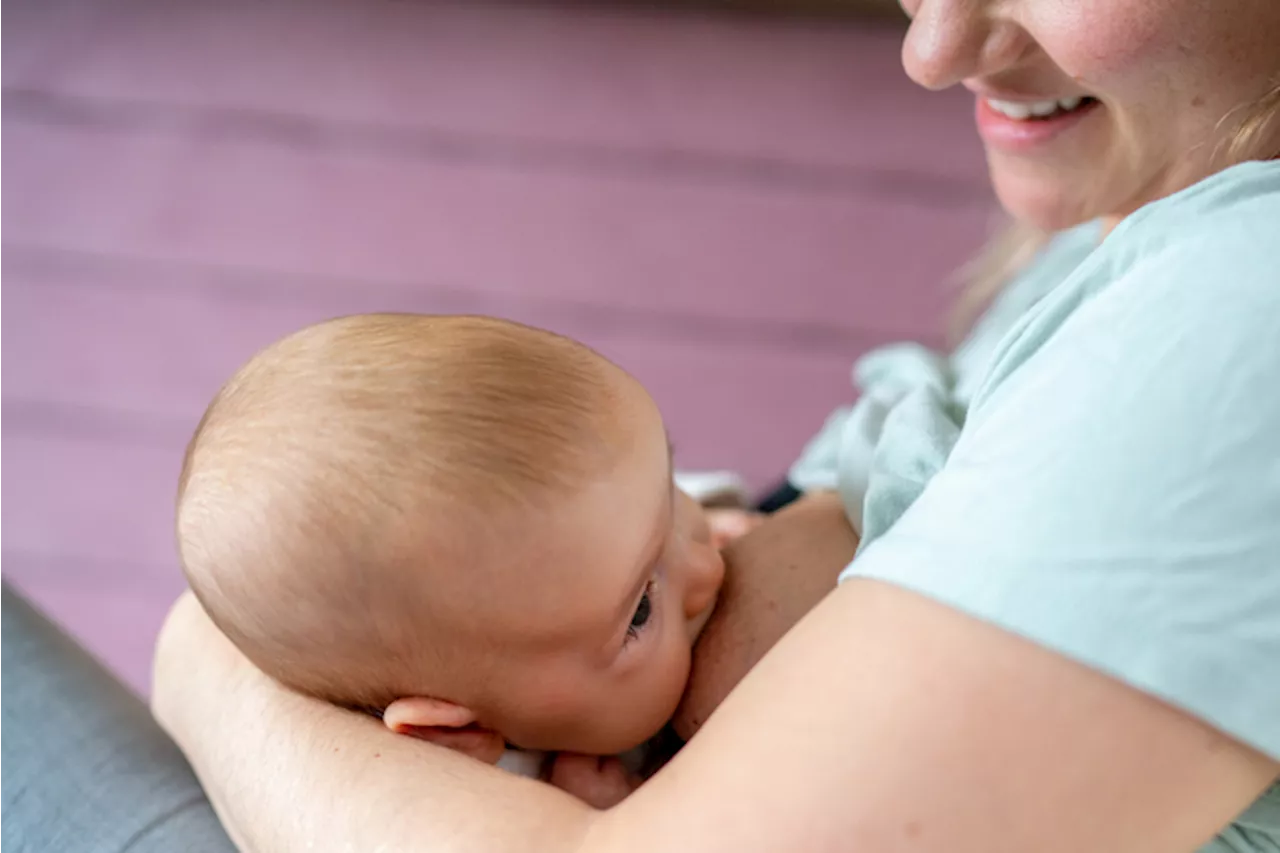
[{"xmin": 626, "ymin": 581, "xmax": 655, "ymax": 642}]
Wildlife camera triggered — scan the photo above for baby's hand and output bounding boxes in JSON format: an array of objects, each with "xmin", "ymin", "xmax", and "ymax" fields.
[
  {"xmin": 704, "ymin": 507, "xmax": 765, "ymax": 550},
  {"xmin": 546, "ymin": 752, "xmax": 638, "ymax": 809}
]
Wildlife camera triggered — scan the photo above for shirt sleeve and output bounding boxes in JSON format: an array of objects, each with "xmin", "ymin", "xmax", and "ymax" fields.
[
  {"xmin": 789, "ymin": 345, "xmax": 957, "ymax": 536},
  {"xmin": 844, "ymin": 222, "xmax": 1280, "ymax": 759}
]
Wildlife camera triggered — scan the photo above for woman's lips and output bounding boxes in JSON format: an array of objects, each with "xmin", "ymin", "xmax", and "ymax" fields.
[{"xmin": 974, "ymin": 94, "xmax": 1101, "ymax": 151}]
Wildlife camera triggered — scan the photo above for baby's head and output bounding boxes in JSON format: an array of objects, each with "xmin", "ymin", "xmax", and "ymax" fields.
[{"xmin": 176, "ymin": 314, "xmax": 723, "ymax": 756}]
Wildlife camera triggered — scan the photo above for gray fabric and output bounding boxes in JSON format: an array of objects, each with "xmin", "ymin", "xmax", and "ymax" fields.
[{"xmin": 1, "ymin": 584, "xmax": 234, "ymax": 853}]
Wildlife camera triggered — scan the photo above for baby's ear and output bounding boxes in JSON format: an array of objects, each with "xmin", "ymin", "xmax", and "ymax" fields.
[{"xmin": 383, "ymin": 697, "xmax": 505, "ymax": 764}]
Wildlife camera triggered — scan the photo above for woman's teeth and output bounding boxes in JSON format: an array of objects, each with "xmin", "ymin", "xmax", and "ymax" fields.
[{"xmin": 986, "ymin": 96, "xmax": 1089, "ymax": 120}]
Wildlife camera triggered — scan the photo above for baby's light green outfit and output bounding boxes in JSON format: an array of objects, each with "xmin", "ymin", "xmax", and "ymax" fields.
[{"xmin": 791, "ymin": 161, "xmax": 1280, "ymax": 850}]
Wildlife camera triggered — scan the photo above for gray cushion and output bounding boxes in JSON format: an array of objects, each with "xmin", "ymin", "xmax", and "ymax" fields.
[{"xmin": 1, "ymin": 584, "xmax": 234, "ymax": 853}]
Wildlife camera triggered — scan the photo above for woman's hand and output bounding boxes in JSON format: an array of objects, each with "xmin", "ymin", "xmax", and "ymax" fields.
[{"xmin": 673, "ymin": 491, "xmax": 859, "ymax": 739}]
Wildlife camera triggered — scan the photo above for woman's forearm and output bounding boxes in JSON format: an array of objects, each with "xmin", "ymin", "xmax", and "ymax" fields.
[
  {"xmin": 152, "ymin": 494, "xmax": 857, "ymax": 850},
  {"xmin": 152, "ymin": 593, "xmax": 596, "ymax": 853},
  {"xmin": 154, "ymin": 545, "xmax": 1274, "ymax": 853}
]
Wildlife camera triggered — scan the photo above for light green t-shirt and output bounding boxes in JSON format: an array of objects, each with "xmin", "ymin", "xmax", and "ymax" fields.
[{"xmin": 791, "ymin": 160, "xmax": 1280, "ymax": 850}]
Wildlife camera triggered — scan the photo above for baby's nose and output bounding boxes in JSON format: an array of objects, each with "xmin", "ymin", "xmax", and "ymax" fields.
[{"xmin": 684, "ymin": 543, "xmax": 725, "ymax": 620}]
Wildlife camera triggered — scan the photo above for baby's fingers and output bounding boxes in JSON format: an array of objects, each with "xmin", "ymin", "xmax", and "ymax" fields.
[{"xmin": 547, "ymin": 753, "xmax": 637, "ymax": 809}]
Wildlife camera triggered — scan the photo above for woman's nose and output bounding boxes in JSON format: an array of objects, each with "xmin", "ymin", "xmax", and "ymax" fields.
[
  {"xmin": 684, "ymin": 543, "xmax": 725, "ymax": 620},
  {"xmin": 902, "ymin": 0, "xmax": 1027, "ymax": 91}
]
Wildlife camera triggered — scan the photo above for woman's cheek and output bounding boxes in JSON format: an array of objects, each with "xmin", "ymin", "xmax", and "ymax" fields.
[{"xmin": 1031, "ymin": 0, "xmax": 1173, "ymax": 83}]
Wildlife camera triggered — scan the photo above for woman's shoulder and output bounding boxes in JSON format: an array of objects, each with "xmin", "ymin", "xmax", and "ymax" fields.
[
  {"xmin": 1105, "ymin": 157, "xmax": 1280, "ymax": 277},
  {"xmin": 972, "ymin": 161, "xmax": 1280, "ymax": 412},
  {"xmin": 847, "ymin": 163, "xmax": 1280, "ymax": 768},
  {"xmin": 1093, "ymin": 160, "xmax": 1279, "ymax": 333}
]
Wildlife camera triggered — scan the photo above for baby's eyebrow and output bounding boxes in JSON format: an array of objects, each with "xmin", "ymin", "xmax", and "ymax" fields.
[{"xmin": 609, "ymin": 437, "xmax": 676, "ymax": 637}]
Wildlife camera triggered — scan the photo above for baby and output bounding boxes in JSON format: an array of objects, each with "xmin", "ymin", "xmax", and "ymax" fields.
[{"xmin": 176, "ymin": 313, "xmax": 733, "ymax": 804}]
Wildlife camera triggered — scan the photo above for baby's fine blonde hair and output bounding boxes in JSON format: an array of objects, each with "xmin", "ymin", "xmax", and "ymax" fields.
[{"xmin": 176, "ymin": 314, "xmax": 625, "ymax": 710}]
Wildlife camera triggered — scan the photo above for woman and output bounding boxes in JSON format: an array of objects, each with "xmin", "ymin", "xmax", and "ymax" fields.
[{"xmin": 154, "ymin": 0, "xmax": 1279, "ymax": 849}]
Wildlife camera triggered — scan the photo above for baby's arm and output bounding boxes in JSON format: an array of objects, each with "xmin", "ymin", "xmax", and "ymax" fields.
[{"xmin": 391, "ymin": 728, "xmax": 635, "ymax": 807}]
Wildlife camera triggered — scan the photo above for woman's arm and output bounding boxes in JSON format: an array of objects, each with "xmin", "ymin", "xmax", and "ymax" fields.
[
  {"xmin": 153, "ymin": 592, "xmax": 596, "ymax": 852},
  {"xmin": 155, "ymin": 575, "xmax": 1276, "ymax": 852}
]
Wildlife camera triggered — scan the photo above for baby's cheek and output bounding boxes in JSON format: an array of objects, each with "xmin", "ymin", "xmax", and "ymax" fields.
[{"xmin": 653, "ymin": 629, "xmax": 695, "ymax": 717}]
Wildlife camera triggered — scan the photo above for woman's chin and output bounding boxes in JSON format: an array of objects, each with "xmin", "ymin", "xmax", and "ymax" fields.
[{"xmin": 989, "ymin": 159, "xmax": 1104, "ymax": 232}]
